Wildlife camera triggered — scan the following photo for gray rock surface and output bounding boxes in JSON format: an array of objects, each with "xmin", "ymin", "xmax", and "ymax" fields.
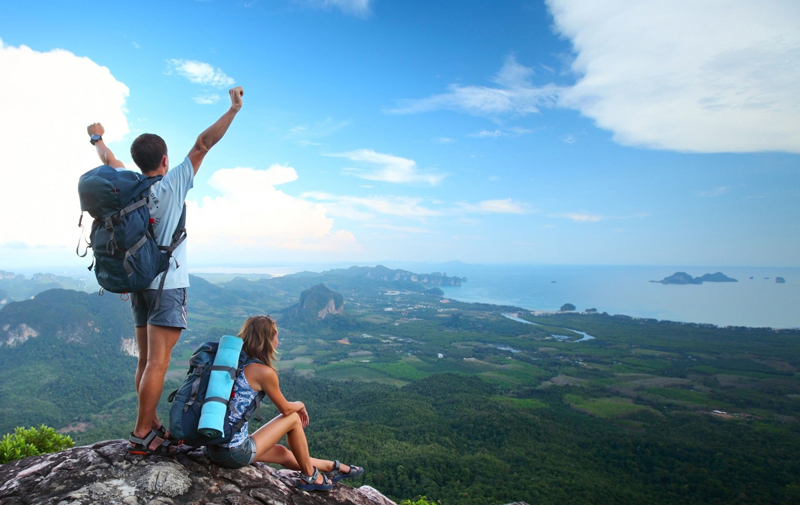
[{"xmin": 0, "ymin": 440, "xmax": 394, "ymax": 505}]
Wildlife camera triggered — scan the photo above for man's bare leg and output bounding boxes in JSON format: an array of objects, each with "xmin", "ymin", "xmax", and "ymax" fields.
[
  {"xmin": 134, "ymin": 325, "xmax": 166, "ymax": 432},
  {"xmin": 133, "ymin": 324, "xmax": 181, "ymax": 444},
  {"xmin": 134, "ymin": 326, "xmax": 148, "ymax": 394}
]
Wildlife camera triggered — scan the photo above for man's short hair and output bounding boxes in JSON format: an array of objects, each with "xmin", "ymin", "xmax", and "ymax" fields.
[{"xmin": 131, "ymin": 134, "xmax": 167, "ymax": 173}]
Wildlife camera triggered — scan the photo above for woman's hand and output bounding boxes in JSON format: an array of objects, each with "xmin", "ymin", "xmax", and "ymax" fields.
[{"xmin": 298, "ymin": 406, "xmax": 310, "ymax": 428}]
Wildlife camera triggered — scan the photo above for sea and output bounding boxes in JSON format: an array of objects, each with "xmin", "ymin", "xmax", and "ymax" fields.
[
  {"xmin": 432, "ymin": 265, "xmax": 800, "ymax": 330},
  {"xmin": 189, "ymin": 263, "xmax": 800, "ymax": 330}
]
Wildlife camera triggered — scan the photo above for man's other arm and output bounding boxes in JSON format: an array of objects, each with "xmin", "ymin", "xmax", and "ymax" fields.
[
  {"xmin": 87, "ymin": 123, "xmax": 125, "ymax": 168},
  {"xmin": 187, "ymin": 86, "xmax": 243, "ymax": 174}
]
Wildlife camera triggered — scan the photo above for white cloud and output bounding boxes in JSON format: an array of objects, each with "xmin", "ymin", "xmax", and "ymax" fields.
[
  {"xmin": 551, "ymin": 213, "xmax": 603, "ymax": 223},
  {"xmin": 302, "ymin": 192, "xmax": 440, "ymax": 219},
  {"xmin": 132, "ymin": 42, "xmax": 140, "ymax": 49},
  {"xmin": 562, "ymin": 134, "xmax": 577, "ymax": 144},
  {"xmin": 548, "ymin": 0, "xmax": 800, "ymax": 153},
  {"xmin": 390, "ymin": 56, "xmax": 560, "ymax": 117},
  {"xmin": 468, "ymin": 127, "xmax": 533, "ymax": 138},
  {"xmin": 286, "ymin": 118, "xmax": 350, "ymax": 141},
  {"xmin": 457, "ymin": 199, "xmax": 532, "ymax": 215},
  {"xmin": 433, "ymin": 137, "xmax": 456, "ymax": 144},
  {"xmin": 328, "ymin": 149, "xmax": 446, "ymax": 186},
  {"xmin": 0, "ymin": 39, "xmax": 129, "ymax": 250},
  {"xmin": 393, "ymin": 1, "xmax": 800, "ymax": 154},
  {"xmin": 167, "ymin": 59, "xmax": 234, "ymax": 89},
  {"xmin": 303, "ymin": 0, "xmax": 372, "ymax": 16},
  {"xmin": 698, "ymin": 186, "xmax": 730, "ymax": 198},
  {"xmin": 193, "ymin": 93, "xmax": 221, "ymax": 105},
  {"xmin": 187, "ymin": 165, "xmax": 357, "ymax": 256}
]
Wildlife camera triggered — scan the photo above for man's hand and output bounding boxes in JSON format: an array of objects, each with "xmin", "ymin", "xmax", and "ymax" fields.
[
  {"xmin": 87, "ymin": 122, "xmax": 124, "ymax": 168},
  {"xmin": 87, "ymin": 122, "xmax": 105, "ymax": 137},
  {"xmin": 229, "ymin": 86, "xmax": 243, "ymax": 111}
]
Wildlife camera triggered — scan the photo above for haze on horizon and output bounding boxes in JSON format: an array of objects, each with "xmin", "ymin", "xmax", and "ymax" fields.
[{"xmin": 1, "ymin": 0, "xmax": 798, "ymax": 271}]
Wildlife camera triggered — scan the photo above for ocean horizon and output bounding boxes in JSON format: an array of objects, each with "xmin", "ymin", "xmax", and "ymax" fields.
[
  {"xmin": 188, "ymin": 262, "xmax": 799, "ymax": 330},
  {"xmin": 34, "ymin": 262, "xmax": 800, "ymax": 330}
]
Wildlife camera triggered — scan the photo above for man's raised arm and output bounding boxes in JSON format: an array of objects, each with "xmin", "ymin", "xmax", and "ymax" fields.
[
  {"xmin": 188, "ymin": 86, "xmax": 243, "ymax": 174},
  {"xmin": 87, "ymin": 123, "xmax": 125, "ymax": 169}
]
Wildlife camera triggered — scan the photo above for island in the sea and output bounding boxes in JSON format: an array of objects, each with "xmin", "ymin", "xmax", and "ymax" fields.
[
  {"xmin": 651, "ymin": 271, "xmax": 738, "ymax": 285},
  {"xmin": 776, "ymin": 277, "xmax": 786, "ymax": 284}
]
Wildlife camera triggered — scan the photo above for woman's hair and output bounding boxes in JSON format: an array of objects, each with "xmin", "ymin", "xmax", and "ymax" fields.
[{"xmin": 238, "ymin": 315, "xmax": 278, "ymax": 369}]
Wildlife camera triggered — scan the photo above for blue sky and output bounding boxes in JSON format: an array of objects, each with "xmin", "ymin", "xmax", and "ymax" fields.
[{"xmin": 0, "ymin": 0, "xmax": 798, "ymax": 269}]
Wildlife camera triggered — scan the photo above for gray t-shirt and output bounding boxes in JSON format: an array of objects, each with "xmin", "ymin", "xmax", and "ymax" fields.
[{"xmin": 119, "ymin": 156, "xmax": 194, "ymax": 290}]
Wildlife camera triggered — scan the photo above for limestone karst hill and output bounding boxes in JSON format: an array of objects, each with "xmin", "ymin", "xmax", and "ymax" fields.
[{"xmin": 0, "ymin": 439, "xmax": 396, "ymax": 505}]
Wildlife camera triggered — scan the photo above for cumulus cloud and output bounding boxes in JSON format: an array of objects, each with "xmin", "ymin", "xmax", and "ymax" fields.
[
  {"xmin": 390, "ymin": 56, "xmax": 560, "ymax": 117},
  {"xmin": 167, "ymin": 59, "xmax": 234, "ymax": 88},
  {"xmin": 328, "ymin": 149, "xmax": 446, "ymax": 186},
  {"xmin": 0, "ymin": 39, "xmax": 129, "ymax": 251},
  {"xmin": 550, "ymin": 0, "xmax": 800, "ymax": 153},
  {"xmin": 187, "ymin": 165, "xmax": 357, "ymax": 257},
  {"xmin": 393, "ymin": 1, "xmax": 800, "ymax": 153},
  {"xmin": 303, "ymin": 0, "xmax": 372, "ymax": 16}
]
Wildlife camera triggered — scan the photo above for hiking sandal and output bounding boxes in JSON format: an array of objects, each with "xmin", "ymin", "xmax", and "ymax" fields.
[
  {"xmin": 324, "ymin": 460, "xmax": 365, "ymax": 483},
  {"xmin": 296, "ymin": 467, "xmax": 334, "ymax": 492},
  {"xmin": 128, "ymin": 430, "xmax": 176, "ymax": 456},
  {"xmin": 154, "ymin": 424, "xmax": 183, "ymax": 445}
]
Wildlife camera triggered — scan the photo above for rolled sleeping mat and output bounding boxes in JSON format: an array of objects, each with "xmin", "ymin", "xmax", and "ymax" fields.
[{"xmin": 198, "ymin": 335, "xmax": 243, "ymax": 439}]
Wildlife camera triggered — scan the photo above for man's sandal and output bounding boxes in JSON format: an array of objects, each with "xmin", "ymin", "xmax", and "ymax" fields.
[
  {"xmin": 128, "ymin": 430, "xmax": 176, "ymax": 456},
  {"xmin": 296, "ymin": 467, "xmax": 334, "ymax": 492},
  {"xmin": 324, "ymin": 460, "xmax": 365, "ymax": 483},
  {"xmin": 154, "ymin": 424, "xmax": 183, "ymax": 445}
]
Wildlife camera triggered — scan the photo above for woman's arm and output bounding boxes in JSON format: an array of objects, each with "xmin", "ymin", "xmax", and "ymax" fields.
[{"xmin": 250, "ymin": 365, "xmax": 306, "ymax": 418}]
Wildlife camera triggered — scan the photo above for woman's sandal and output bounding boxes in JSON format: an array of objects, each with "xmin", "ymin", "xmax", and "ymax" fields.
[
  {"xmin": 296, "ymin": 467, "xmax": 334, "ymax": 492},
  {"xmin": 324, "ymin": 460, "xmax": 365, "ymax": 483},
  {"xmin": 128, "ymin": 430, "xmax": 176, "ymax": 456}
]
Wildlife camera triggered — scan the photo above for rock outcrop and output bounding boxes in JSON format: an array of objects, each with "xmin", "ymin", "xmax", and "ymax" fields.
[
  {"xmin": 0, "ymin": 440, "xmax": 395, "ymax": 505},
  {"xmin": 650, "ymin": 271, "xmax": 737, "ymax": 285},
  {"xmin": 285, "ymin": 284, "xmax": 345, "ymax": 323}
]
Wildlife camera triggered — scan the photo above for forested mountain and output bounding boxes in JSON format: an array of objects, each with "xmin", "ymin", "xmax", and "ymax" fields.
[
  {"xmin": 0, "ymin": 270, "xmax": 88, "ymax": 302},
  {"xmin": 0, "ymin": 289, "xmax": 135, "ymax": 434}
]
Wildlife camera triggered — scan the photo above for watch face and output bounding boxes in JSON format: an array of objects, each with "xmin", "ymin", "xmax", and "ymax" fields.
[{"xmin": 90, "ymin": 134, "xmax": 102, "ymax": 144}]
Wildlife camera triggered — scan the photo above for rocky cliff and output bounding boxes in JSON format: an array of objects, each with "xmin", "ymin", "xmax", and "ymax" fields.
[
  {"xmin": 0, "ymin": 440, "xmax": 395, "ymax": 505},
  {"xmin": 285, "ymin": 284, "xmax": 345, "ymax": 323}
]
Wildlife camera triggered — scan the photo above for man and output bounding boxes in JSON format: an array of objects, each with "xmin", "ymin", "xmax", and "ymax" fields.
[{"xmin": 87, "ymin": 86, "xmax": 244, "ymax": 454}]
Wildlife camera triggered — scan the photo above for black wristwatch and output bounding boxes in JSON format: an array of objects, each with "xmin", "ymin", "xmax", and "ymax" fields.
[{"xmin": 90, "ymin": 134, "xmax": 102, "ymax": 145}]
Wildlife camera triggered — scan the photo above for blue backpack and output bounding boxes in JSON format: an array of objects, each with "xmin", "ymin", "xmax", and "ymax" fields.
[
  {"xmin": 77, "ymin": 165, "xmax": 186, "ymax": 306},
  {"xmin": 167, "ymin": 342, "xmax": 265, "ymax": 447}
]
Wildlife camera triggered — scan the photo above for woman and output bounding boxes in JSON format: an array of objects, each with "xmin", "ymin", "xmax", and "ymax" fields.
[{"xmin": 206, "ymin": 315, "xmax": 364, "ymax": 491}]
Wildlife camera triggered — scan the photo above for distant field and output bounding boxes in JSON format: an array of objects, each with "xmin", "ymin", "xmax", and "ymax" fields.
[{"xmin": 564, "ymin": 394, "xmax": 656, "ymax": 418}]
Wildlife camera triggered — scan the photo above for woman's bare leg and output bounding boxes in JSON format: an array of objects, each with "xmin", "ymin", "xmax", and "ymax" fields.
[
  {"xmin": 258, "ymin": 444, "xmax": 335, "ymax": 472},
  {"xmin": 250, "ymin": 413, "xmax": 326, "ymax": 484}
]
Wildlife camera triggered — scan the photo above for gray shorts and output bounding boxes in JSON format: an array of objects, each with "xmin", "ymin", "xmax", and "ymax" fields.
[
  {"xmin": 131, "ymin": 288, "xmax": 188, "ymax": 329},
  {"xmin": 206, "ymin": 437, "xmax": 257, "ymax": 469}
]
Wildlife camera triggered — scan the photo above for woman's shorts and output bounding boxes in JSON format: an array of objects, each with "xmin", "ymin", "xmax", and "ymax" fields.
[{"xmin": 206, "ymin": 437, "xmax": 257, "ymax": 469}]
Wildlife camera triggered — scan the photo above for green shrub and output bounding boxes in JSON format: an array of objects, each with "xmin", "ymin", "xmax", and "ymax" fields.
[
  {"xmin": 0, "ymin": 425, "xmax": 74, "ymax": 464},
  {"xmin": 399, "ymin": 497, "xmax": 440, "ymax": 505}
]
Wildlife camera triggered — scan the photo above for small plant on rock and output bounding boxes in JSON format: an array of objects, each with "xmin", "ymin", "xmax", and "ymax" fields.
[{"xmin": 0, "ymin": 425, "xmax": 74, "ymax": 464}]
